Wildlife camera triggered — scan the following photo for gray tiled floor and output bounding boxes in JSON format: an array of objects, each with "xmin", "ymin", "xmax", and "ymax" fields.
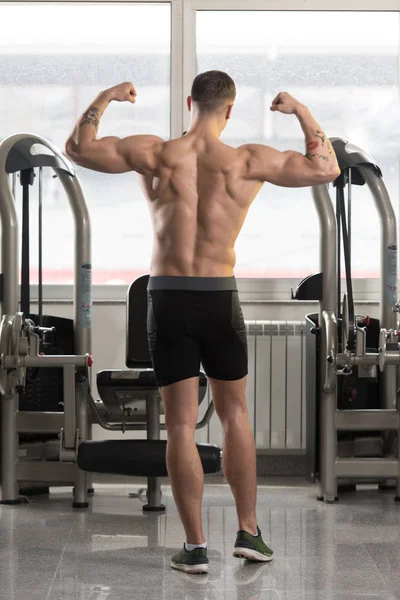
[{"xmin": 1, "ymin": 480, "xmax": 400, "ymax": 600}]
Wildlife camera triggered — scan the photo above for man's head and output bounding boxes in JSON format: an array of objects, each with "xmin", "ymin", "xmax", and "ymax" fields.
[{"xmin": 187, "ymin": 70, "xmax": 236, "ymax": 127}]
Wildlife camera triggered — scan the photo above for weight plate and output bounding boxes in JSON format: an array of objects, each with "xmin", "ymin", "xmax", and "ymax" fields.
[{"xmin": 0, "ymin": 315, "xmax": 14, "ymax": 396}]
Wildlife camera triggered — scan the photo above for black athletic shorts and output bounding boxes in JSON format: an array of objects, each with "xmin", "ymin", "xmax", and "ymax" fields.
[{"xmin": 147, "ymin": 276, "xmax": 248, "ymax": 388}]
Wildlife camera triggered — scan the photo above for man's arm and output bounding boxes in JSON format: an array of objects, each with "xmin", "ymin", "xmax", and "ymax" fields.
[
  {"xmin": 65, "ymin": 82, "xmax": 164, "ymax": 175},
  {"xmin": 242, "ymin": 92, "xmax": 340, "ymax": 188}
]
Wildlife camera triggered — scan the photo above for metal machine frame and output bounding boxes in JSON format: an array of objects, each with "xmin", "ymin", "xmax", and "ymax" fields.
[
  {"xmin": 0, "ymin": 133, "xmax": 92, "ymax": 506},
  {"xmin": 312, "ymin": 138, "xmax": 400, "ymax": 502}
]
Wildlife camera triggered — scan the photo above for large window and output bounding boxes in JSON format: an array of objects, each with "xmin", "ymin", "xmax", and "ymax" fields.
[
  {"xmin": 196, "ymin": 10, "xmax": 400, "ymax": 278},
  {"xmin": 0, "ymin": 3, "xmax": 171, "ymax": 284},
  {"xmin": 1, "ymin": 3, "xmax": 399, "ymax": 284}
]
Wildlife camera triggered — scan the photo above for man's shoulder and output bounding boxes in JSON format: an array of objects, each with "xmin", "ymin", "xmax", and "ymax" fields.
[
  {"xmin": 238, "ymin": 143, "xmax": 282, "ymax": 166},
  {"xmin": 126, "ymin": 134, "xmax": 166, "ymax": 157},
  {"xmin": 236, "ymin": 143, "xmax": 262, "ymax": 167},
  {"xmin": 238, "ymin": 142, "xmax": 274, "ymax": 155},
  {"xmin": 145, "ymin": 134, "xmax": 166, "ymax": 150},
  {"xmin": 123, "ymin": 134, "xmax": 165, "ymax": 173}
]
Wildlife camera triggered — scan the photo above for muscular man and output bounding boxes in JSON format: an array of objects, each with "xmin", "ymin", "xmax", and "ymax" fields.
[{"xmin": 66, "ymin": 71, "xmax": 340, "ymax": 575}]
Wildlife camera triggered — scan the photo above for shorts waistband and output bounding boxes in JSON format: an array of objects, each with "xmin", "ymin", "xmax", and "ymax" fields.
[{"xmin": 147, "ymin": 276, "xmax": 237, "ymax": 292}]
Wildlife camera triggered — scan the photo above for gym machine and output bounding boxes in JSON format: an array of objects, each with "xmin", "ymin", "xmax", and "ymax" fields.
[
  {"xmin": 293, "ymin": 138, "xmax": 400, "ymax": 502},
  {"xmin": 0, "ymin": 133, "xmax": 220, "ymax": 511},
  {"xmin": 79, "ymin": 272, "xmax": 219, "ymax": 512}
]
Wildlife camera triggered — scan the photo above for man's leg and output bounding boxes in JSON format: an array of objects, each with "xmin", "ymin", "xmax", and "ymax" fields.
[
  {"xmin": 161, "ymin": 376, "xmax": 206, "ymax": 545},
  {"xmin": 209, "ymin": 376, "xmax": 257, "ymax": 535}
]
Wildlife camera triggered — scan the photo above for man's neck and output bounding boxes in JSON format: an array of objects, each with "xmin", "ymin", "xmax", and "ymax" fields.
[{"xmin": 186, "ymin": 115, "xmax": 223, "ymax": 138}]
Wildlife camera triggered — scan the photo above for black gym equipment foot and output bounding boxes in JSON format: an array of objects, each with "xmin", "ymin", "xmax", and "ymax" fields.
[
  {"xmin": 73, "ymin": 502, "xmax": 89, "ymax": 509},
  {"xmin": 379, "ymin": 483, "xmax": 396, "ymax": 491},
  {"xmin": 0, "ymin": 497, "xmax": 28, "ymax": 505},
  {"xmin": 317, "ymin": 496, "xmax": 338, "ymax": 503},
  {"xmin": 143, "ymin": 504, "xmax": 166, "ymax": 513},
  {"xmin": 394, "ymin": 497, "xmax": 400, "ymax": 503}
]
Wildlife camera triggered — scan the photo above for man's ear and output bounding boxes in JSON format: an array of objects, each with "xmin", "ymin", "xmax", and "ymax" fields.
[
  {"xmin": 187, "ymin": 96, "xmax": 192, "ymax": 112},
  {"xmin": 226, "ymin": 104, "xmax": 234, "ymax": 120}
]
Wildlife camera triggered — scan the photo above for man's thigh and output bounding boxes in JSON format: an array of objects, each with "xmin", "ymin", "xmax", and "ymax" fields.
[
  {"xmin": 200, "ymin": 331, "xmax": 248, "ymax": 382},
  {"xmin": 160, "ymin": 376, "xmax": 200, "ymax": 430},
  {"xmin": 147, "ymin": 288, "xmax": 201, "ymax": 388},
  {"xmin": 208, "ymin": 376, "xmax": 248, "ymax": 421},
  {"xmin": 149, "ymin": 332, "xmax": 201, "ymax": 388}
]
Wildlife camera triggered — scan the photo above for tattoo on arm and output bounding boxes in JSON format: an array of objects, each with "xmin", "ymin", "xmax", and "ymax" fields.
[
  {"xmin": 80, "ymin": 106, "xmax": 100, "ymax": 129},
  {"xmin": 307, "ymin": 141, "xmax": 319, "ymax": 151},
  {"xmin": 315, "ymin": 130, "xmax": 326, "ymax": 146},
  {"xmin": 306, "ymin": 153, "xmax": 329, "ymax": 162}
]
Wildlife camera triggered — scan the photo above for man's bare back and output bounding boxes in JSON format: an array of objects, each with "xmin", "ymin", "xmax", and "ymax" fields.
[
  {"xmin": 66, "ymin": 82, "xmax": 340, "ymax": 278},
  {"xmin": 140, "ymin": 134, "xmax": 263, "ymax": 277}
]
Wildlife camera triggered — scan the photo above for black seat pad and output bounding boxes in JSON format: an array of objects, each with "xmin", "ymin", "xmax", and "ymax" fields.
[{"xmin": 97, "ymin": 370, "xmax": 207, "ymax": 391}]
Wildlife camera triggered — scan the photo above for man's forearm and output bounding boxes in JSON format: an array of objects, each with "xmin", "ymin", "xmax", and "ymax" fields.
[
  {"xmin": 295, "ymin": 104, "xmax": 339, "ymax": 173},
  {"xmin": 66, "ymin": 90, "xmax": 113, "ymax": 154}
]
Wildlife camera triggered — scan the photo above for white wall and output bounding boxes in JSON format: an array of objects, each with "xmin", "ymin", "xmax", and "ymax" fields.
[{"xmin": 30, "ymin": 297, "xmax": 381, "ymax": 445}]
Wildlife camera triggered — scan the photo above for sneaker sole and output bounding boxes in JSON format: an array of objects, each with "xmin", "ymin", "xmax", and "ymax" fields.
[
  {"xmin": 171, "ymin": 561, "xmax": 209, "ymax": 574},
  {"xmin": 233, "ymin": 548, "xmax": 273, "ymax": 562}
]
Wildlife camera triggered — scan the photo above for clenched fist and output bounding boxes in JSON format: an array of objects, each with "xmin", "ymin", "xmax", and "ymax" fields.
[
  {"xmin": 270, "ymin": 92, "xmax": 302, "ymax": 115},
  {"xmin": 107, "ymin": 82, "xmax": 137, "ymax": 103}
]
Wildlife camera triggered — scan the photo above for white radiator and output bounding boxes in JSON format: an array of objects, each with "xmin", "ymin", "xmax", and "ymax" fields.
[{"xmin": 201, "ymin": 321, "xmax": 307, "ymax": 451}]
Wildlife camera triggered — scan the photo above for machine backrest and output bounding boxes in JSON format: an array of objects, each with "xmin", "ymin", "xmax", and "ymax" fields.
[{"xmin": 126, "ymin": 274, "xmax": 152, "ymax": 369}]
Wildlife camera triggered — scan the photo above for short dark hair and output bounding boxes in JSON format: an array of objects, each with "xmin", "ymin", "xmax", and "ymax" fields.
[{"xmin": 191, "ymin": 70, "xmax": 236, "ymax": 112}]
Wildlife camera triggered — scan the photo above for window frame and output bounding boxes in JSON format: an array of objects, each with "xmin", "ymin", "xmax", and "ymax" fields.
[
  {"xmin": 1, "ymin": 0, "xmax": 182, "ymax": 301},
  {"xmin": 29, "ymin": 278, "xmax": 383, "ymax": 305},
  {"xmin": 2, "ymin": 0, "xmax": 399, "ymax": 303},
  {"xmin": 7, "ymin": 0, "xmax": 184, "ymax": 138},
  {"xmin": 181, "ymin": 0, "xmax": 400, "ymax": 303},
  {"xmin": 183, "ymin": 0, "xmax": 400, "ymax": 126}
]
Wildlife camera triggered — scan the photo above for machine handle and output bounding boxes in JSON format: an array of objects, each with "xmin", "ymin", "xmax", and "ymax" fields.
[
  {"xmin": 322, "ymin": 310, "xmax": 338, "ymax": 394},
  {"xmin": 2, "ymin": 353, "xmax": 93, "ymax": 369}
]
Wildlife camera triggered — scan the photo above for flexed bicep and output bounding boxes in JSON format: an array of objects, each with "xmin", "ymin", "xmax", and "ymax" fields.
[{"xmin": 242, "ymin": 144, "xmax": 339, "ymax": 188}]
